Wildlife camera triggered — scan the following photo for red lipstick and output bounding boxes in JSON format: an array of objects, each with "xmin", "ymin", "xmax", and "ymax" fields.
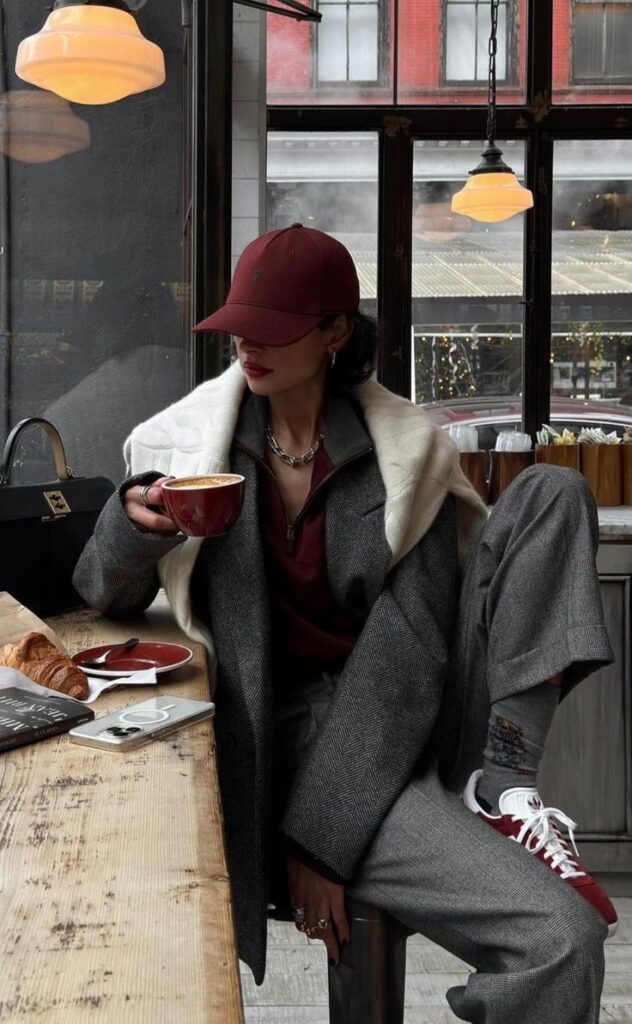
[{"xmin": 244, "ymin": 362, "xmax": 273, "ymax": 378}]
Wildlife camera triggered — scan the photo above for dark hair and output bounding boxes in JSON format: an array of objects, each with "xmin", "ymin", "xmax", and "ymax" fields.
[{"xmin": 320, "ymin": 311, "xmax": 380, "ymax": 391}]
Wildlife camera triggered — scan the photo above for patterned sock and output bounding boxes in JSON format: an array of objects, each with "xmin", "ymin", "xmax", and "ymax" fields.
[{"xmin": 476, "ymin": 681, "xmax": 561, "ymax": 815}]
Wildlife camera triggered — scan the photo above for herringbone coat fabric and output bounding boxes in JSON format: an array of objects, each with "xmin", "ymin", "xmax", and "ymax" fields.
[{"xmin": 74, "ymin": 378, "xmax": 486, "ymax": 984}]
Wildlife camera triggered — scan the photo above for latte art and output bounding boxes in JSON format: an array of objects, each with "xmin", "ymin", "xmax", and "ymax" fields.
[{"xmin": 164, "ymin": 475, "xmax": 243, "ymax": 490}]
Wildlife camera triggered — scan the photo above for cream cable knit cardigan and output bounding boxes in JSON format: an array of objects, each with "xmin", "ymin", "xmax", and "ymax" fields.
[{"xmin": 123, "ymin": 360, "xmax": 488, "ymax": 670}]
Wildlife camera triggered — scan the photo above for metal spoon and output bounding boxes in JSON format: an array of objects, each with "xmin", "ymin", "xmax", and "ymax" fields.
[{"xmin": 78, "ymin": 637, "xmax": 140, "ymax": 669}]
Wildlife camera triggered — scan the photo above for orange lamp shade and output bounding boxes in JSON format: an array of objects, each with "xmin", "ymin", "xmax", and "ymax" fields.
[
  {"xmin": 451, "ymin": 171, "xmax": 534, "ymax": 223},
  {"xmin": 15, "ymin": 5, "xmax": 165, "ymax": 106},
  {"xmin": 0, "ymin": 89, "xmax": 90, "ymax": 163}
]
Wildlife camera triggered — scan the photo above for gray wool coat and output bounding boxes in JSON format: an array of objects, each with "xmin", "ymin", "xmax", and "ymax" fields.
[{"xmin": 73, "ymin": 387, "xmax": 462, "ymax": 985}]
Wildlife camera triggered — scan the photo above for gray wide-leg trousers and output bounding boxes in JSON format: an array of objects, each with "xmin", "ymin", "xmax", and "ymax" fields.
[{"xmin": 272, "ymin": 464, "xmax": 615, "ymax": 1024}]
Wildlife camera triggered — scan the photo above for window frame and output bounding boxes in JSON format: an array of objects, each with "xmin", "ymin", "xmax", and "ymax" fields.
[
  {"xmin": 571, "ymin": 0, "xmax": 632, "ymax": 87},
  {"xmin": 310, "ymin": 0, "xmax": 390, "ymax": 91},
  {"xmin": 441, "ymin": 0, "xmax": 518, "ymax": 89}
]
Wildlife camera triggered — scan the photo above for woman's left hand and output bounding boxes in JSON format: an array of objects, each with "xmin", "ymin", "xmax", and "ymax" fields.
[{"xmin": 285, "ymin": 848, "xmax": 350, "ymax": 965}]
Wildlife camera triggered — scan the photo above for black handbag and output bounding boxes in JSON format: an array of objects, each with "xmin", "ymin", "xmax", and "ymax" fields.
[{"xmin": 0, "ymin": 418, "xmax": 115, "ymax": 617}]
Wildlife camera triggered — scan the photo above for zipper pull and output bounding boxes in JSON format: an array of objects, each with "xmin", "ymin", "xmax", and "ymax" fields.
[{"xmin": 286, "ymin": 522, "xmax": 295, "ymax": 556}]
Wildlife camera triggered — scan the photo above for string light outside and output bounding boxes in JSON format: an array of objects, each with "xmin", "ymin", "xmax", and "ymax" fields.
[{"xmin": 15, "ymin": 1, "xmax": 165, "ymax": 106}]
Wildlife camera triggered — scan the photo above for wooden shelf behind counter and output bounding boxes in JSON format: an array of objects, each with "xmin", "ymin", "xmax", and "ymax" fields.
[{"xmin": 0, "ymin": 595, "xmax": 244, "ymax": 1024}]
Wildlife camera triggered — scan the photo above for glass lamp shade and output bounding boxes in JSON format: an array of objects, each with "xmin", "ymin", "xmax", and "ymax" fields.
[
  {"xmin": 15, "ymin": 5, "xmax": 165, "ymax": 106},
  {"xmin": 0, "ymin": 89, "xmax": 90, "ymax": 163},
  {"xmin": 451, "ymin": 171, "xmax": 534, "ymax": 223}
]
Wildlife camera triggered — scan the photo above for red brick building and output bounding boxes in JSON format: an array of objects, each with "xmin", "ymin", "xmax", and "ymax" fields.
[{"xmin": 267, "ymin": 0, "xmax": 632, "ymax": 106}]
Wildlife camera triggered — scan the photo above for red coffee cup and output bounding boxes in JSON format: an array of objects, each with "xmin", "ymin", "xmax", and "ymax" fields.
[{"xmin": 161, "ymin": 474, "xmax": 245, "ymax": 537}]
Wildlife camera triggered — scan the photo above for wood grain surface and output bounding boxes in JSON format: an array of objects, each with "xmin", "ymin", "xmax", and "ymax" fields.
[
  {"xmin": 534, "ymin": 443, "xmax": 580, "ymax": 470},
  {"xmin": 0, "ymin": 595, "xmax": 244, "ymax": 1024},
  {"xmin": 621, "ymin": 445, "xmax": 632, "ymax": 506},
  {"xmin": 581, "ymin": 444, "xmax": 623, "ymax": 507},
  {"xmin": 458, "ymin": 452, "xmax": 488, "ymax": 503},
  {"xmin": 487, "ymin": 450, "xmax": 535, "ymax": 504}
]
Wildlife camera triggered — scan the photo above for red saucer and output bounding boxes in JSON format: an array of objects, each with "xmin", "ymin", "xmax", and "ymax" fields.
[{"xmin": 72, "ymin": 641, "xmax": 193, "ymax": 678}]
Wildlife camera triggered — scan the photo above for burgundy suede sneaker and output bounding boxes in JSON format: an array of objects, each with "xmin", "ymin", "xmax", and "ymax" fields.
[{"xmin": 463, "ymin": 769, "xmax": 618, "ymax": 937}]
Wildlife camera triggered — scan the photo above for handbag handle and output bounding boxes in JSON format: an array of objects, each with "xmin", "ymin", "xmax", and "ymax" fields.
[{"xmin": 0, "ymin": 417, "xmax": 75, "ymax": 486}]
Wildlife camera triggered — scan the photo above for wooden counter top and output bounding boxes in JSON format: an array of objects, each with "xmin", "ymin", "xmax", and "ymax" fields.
[{"xmin": 0, "ymin": 597, "xmax": 244, "ymax": 1024}]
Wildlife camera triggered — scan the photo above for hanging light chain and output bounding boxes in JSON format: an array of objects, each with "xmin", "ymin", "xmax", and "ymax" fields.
[
  {"xmin": 451, "ymin": 0, "xmax": 534, "ymax": 219},
  {"xmin": 486, "ymin": 0, "xmax": 500, "ymax": 146}
]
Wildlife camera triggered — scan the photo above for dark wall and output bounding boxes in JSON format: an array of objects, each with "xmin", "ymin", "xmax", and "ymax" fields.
[{"xmin": 0, "ymin": 1, "xmax": 185, "ymax": 484}]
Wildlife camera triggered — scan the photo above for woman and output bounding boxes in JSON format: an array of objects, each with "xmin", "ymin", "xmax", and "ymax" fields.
[{"xmin": 74, "ymin": 224, "xmax": 616, "ymax": 1024}]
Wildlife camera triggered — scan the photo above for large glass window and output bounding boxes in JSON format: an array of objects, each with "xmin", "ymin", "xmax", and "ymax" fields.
[
  {"xmin": 551, "ymin": 140, "xmax": 632, "ymax": 417},
  {"xmin": 412, "ymin": 140, "xmax": 525, "ymax": 434},
  {"xmin": 268, "ymin": 1, "xmax": 632, "ymax": 445},
  {"xmin": 0, "ymin": 5, "xmax": 186, "ymax": 486},
  {"xmin": 266, "ymin": 131, "xmax": 379, "ymax": 313}
]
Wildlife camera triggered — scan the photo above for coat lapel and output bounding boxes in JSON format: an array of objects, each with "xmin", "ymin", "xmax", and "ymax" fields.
[{"xmin": 209, "ymin": 446, "xmax": 272, "ymax": 734}]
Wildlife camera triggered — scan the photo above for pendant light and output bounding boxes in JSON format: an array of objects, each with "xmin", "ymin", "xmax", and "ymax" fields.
[
  {"xmin": 451, "ymin": 0, "xmax": 532, "ymax": 223},
  {"xmin": 0, "ymin": 90, "xmax": 90, "ymax": 163},
  {"xmin": 15, "ymin": 1, "xmax": 165, "ymax": 107}
]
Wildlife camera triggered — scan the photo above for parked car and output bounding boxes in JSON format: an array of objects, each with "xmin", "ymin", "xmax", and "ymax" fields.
[{"xmin": 420, "ymin": 396, "xmax": 632, "ymax": 450}]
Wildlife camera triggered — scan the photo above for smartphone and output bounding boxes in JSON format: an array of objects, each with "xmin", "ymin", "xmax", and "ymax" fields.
[{"xmin": 68, "ymin": 694, "xmax": 215, "ymax": 751}]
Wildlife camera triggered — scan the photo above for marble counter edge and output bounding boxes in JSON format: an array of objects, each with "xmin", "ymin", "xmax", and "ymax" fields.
[{"xmin": 597, "ymin": 507, "xmax": 632, "ymax": 540}]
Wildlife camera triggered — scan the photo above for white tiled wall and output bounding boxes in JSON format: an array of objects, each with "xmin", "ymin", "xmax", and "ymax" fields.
[{"xmin": 232, "ymin": 6, "xmax": 266, "ymax": 271}]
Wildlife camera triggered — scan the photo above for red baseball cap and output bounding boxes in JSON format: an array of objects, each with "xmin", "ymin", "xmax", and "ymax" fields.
[{"xmin": 192, "ymin": 223, "xmax": 360, "ymax": 346}]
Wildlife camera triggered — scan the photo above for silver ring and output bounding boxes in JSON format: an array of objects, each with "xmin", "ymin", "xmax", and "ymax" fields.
[
  {"xmin": 139, "ymin": 484, "xmax": 152, "ymax": 507},
  {"xmin": 304, "ymin": 918, "xmax": 331, "ymax": 938},
  {"xmin": 291, "ymin": 907, "xmax": 306, "ymax": 922}
]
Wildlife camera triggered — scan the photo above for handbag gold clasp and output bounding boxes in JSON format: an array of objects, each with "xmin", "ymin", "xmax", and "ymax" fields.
[{"xmin": 42, "ymin": 490, "xmax": 71, "ymax": 521}]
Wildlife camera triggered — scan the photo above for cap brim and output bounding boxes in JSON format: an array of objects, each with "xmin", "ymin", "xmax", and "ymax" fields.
[{"xmin": 192, "ymin": 302, "xmax": 323, "ymax": 347}]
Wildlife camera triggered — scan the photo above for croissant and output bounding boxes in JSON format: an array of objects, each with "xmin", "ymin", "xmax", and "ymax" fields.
[{"xmin": 0, "ymin": 631, "xmax": 88, "ymax": 700}]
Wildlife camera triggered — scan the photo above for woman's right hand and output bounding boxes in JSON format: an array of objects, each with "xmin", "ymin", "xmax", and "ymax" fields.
[
  {"xmin": 285, "ymin": 848, "xmax": 350, "ymax": 966},
  {"xmin": 123, "ymin": 476, "xmax": 180, "ymax": 535}
]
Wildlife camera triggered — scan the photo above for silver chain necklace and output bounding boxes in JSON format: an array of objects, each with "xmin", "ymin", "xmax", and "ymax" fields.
[{"xmin": 265, "ymin": 423, "xmax": 325, "ymax": 467}]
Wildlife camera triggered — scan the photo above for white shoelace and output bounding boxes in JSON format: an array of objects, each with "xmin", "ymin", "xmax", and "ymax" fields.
[{"xmin": 510, "ymin": 806, "xmax": 587, "ymax": 880}]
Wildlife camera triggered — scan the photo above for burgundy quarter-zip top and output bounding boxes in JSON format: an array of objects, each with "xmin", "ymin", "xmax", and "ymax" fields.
[{"xmin": 235, "ymin": 438, "xmax": 373, "ymax": 682}]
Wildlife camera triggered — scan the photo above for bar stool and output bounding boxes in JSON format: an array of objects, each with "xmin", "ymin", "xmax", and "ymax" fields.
[
  {"xmin": 268, "ymin": 895, "xmax": 411, "ymax": 1024},
  {"xmin": 327, "ymin": 896, "xmax": 411, "ymax": 1024}
]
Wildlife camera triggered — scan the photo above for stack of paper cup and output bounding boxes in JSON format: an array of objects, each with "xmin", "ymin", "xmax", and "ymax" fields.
[
  {"xmin": 495, "ymin": 431, "xmax": 532, "ymax": 452},
  {"xmin": 448, "ymin": 425, "xmax": 479, "ymax": 452}
]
